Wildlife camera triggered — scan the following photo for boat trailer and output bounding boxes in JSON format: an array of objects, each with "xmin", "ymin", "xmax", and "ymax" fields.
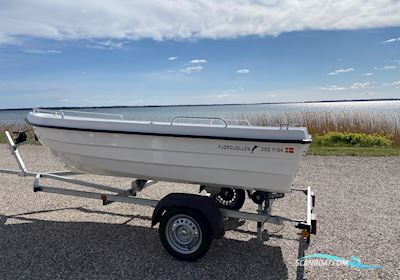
[{"xmin": 0, "ymin": 131, "xmax": 316, "ymax": 261}]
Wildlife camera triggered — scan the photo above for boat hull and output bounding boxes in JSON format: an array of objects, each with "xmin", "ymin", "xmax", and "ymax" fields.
[{"xmin": 33, "ymin": 126, "xmax": 309, "ymax": 193}]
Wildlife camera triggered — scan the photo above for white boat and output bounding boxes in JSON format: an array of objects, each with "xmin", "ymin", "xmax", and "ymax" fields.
[
  {"xmin": 27, "ymin": 109, "xmax": 312, "ymax": 193},
  {"xmin": 1, "ymin": 123, "xmax": 317, "ymax": 261}
]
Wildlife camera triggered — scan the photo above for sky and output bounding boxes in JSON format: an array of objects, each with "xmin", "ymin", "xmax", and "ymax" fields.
[{"xmin": 0, "ymin": 0, "xmax": 400, "ymax": 109}]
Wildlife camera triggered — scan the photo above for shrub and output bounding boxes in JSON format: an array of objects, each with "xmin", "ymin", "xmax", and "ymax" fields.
[{"xmin": 313, "ymin": 132, "xmax": 392, "ymax": 147}]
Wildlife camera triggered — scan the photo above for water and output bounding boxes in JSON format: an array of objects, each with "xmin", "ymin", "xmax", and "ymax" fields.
[{"xmin": 1, "ymin": 100, "xmax": 399, "ymax": 124}]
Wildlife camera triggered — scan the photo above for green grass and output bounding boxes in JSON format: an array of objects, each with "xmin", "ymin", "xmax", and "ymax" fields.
[
  {"xmin": 308, "ymin": 145, "xmax": 400, "ymax": 156},
  {"xmin": 313, "ymin": 131, "xmax": 392, "ymax": 147},
  {"xmin": 308, "ymin": 131, "xmax": 400, "ymax": 156}
]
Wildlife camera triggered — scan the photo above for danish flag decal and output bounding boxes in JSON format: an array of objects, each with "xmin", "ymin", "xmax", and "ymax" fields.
[{"xmin": 285, "ymin": 147, "xmax": 295, "ymax": 154}]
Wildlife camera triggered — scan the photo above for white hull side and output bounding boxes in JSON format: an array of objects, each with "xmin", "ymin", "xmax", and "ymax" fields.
[{"xmin": 34, "ymin": 126, "xmax": 309, "ymax": 193}]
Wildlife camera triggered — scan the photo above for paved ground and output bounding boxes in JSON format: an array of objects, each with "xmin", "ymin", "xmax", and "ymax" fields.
[{"xmin": 0, "ymin": 144, "xmax": 399, "ymax": 280}]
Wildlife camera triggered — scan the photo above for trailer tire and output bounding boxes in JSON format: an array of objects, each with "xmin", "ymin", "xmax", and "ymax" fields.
[{"xmin": 159, "ymin": 207, "xmax": 212, "ymax": 261}]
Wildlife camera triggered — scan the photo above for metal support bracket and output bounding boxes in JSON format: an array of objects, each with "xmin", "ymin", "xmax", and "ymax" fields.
[
  {"xmin": 5, "ymin": 131, "xmax": 27, "ymax": 176},
  {"xmin": 294, "ymin": 186, "xmax": 317, "ymax": 243}
]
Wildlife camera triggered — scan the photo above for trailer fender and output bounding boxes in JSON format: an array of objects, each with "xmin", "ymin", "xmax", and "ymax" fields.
[{"xmin": 151, "ymin": 193, "xmax": 224, "ymax": 239}]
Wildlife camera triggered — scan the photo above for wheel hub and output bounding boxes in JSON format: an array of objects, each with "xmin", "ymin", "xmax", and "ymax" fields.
[
  {"xmin": 175, "ymin": 224, "xmax": 193, "ymax": 244},
  {"xmin": 166, "ymin": 215, "xmax": 202, "ymax": 254}
]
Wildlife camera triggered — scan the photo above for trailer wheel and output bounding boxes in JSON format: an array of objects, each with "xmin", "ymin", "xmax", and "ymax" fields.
[
  {"xmin": 159, "ymin": 208, "xmax": 212, "ymax": 261},
  {"xmin": 214, "ymin": 188, "xmax": 246, "ymax": 210}
]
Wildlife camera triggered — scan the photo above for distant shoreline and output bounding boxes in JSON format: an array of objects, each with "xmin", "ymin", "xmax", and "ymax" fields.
[{"xmin": 1, "ymin": 98, "xmax": 399, "ymax": 111}]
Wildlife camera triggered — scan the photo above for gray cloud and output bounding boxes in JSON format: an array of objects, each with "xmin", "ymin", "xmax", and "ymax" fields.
[
  {"xmin": 86, "ymin": 40, "xmax": 125, "ymax": 50},
  {"xmin": 0, "ymin": 1, "xmax": 399, "ymax": 45}
]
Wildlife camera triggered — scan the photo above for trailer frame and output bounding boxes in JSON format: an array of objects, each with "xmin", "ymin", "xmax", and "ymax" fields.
[{"xmin": 0, "ymin": 130, "xmax": 316, "ymax": 260}]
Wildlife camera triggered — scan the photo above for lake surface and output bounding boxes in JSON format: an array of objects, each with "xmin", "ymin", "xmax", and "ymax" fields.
[{"xmin": 1, "ymin": 100, "xmax": 399, "ymax": 124}]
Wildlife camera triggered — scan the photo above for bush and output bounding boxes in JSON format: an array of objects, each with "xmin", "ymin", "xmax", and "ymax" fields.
[{"xmin": 313, "ymin": 132, "xmax": 392, "ymax": 147}]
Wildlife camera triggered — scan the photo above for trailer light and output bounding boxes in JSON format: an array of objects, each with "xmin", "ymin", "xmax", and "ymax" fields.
[{"xmin": 301, "ymin": 229, "xmax": 310, "ymax": 239}]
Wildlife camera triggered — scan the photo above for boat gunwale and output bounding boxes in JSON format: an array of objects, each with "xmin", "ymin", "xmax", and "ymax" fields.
[{"xmin": 27, "ymin": 120, "xmax": 312, "ymax": 144}]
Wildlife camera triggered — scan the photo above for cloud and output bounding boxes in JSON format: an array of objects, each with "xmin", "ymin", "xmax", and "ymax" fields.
[
  {"xmin": 383, "ymin": 65, "xmax": 396, "ymax": 70},
  {"xmin": 237, "ymin": 69, "xmax": 250, "ymax": 74},
  {"xmin": 86, "ymin": 40, "xmax": 125, "ymax": 50},
  {"xmin": 23, "ymin": 49, "xmax": 62, "ymax": 54},
  {"xmin": 189, "ymin": 59, "xmax": 207, "ymax": 64},
  {"xmin": 351, "ymin": 82, "xmax": 370, "ymax": 89},
  {"xmin": 320, "ymin": 81, "xmax": 371, "ymax": 91},
  {"xmin": 319, "ymin": 85, "xmax": 347, "ymax": 91},
  {"xmin": 208, "ymin": 87, "xmax": 247, "ymax": 99},
  {"xmin": 180, "ymin": 66, "xmax": 203, "ymax": 74},
  {"xmin": 1, "ymin": 1, "xmax": 400, "ymax": 44},
  {"xmin": 216, "ymin": 93, "xmax": 231, "ymax": 98},
  {"xmin": 392, "ymin": 80, "xmax": 400, "ymax": 87},
  {"xmin": 328, "ymin": 68, "xmax": 354, "ymax": 75},
  {"xmin": 168, "ymin": 56, "xmax": 178, "ymax": 61},
  {"xmin": 216, "ymin": 89, "xmax": 239, "ymax": 98},
  {"xmin": 361, "ymin": 72, "xmax": 373, "ymax": 76},
  {"xmin": 47, "ymin": 50, "xmax": 62, "ymax": 54},
  {"xmin": 374, "ymin": 65, "xmax": 397, "ymax": 70},
  {"xmin": 383, "ymin": 37, "xmax": 400, "ymax": 43}
]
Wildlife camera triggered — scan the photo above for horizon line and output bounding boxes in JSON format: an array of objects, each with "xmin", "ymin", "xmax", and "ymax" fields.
[{"xmin": 1, "ymin": 98, "xmax": 399, "ymax": 111}]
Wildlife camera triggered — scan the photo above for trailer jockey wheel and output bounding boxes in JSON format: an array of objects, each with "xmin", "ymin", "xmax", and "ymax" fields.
[
  {"xmin": 214, "ymin": 188, "xmax": 246, "ymax": 210},
  {"xmin": 159, "ymin": 208, "xmax": 212, "ymax": 261}
]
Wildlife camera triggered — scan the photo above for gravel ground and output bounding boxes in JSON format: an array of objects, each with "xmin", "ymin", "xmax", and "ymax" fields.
[{"xmin": 0, "ymin": 144, "xmax": 399, "ymax": 280}]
